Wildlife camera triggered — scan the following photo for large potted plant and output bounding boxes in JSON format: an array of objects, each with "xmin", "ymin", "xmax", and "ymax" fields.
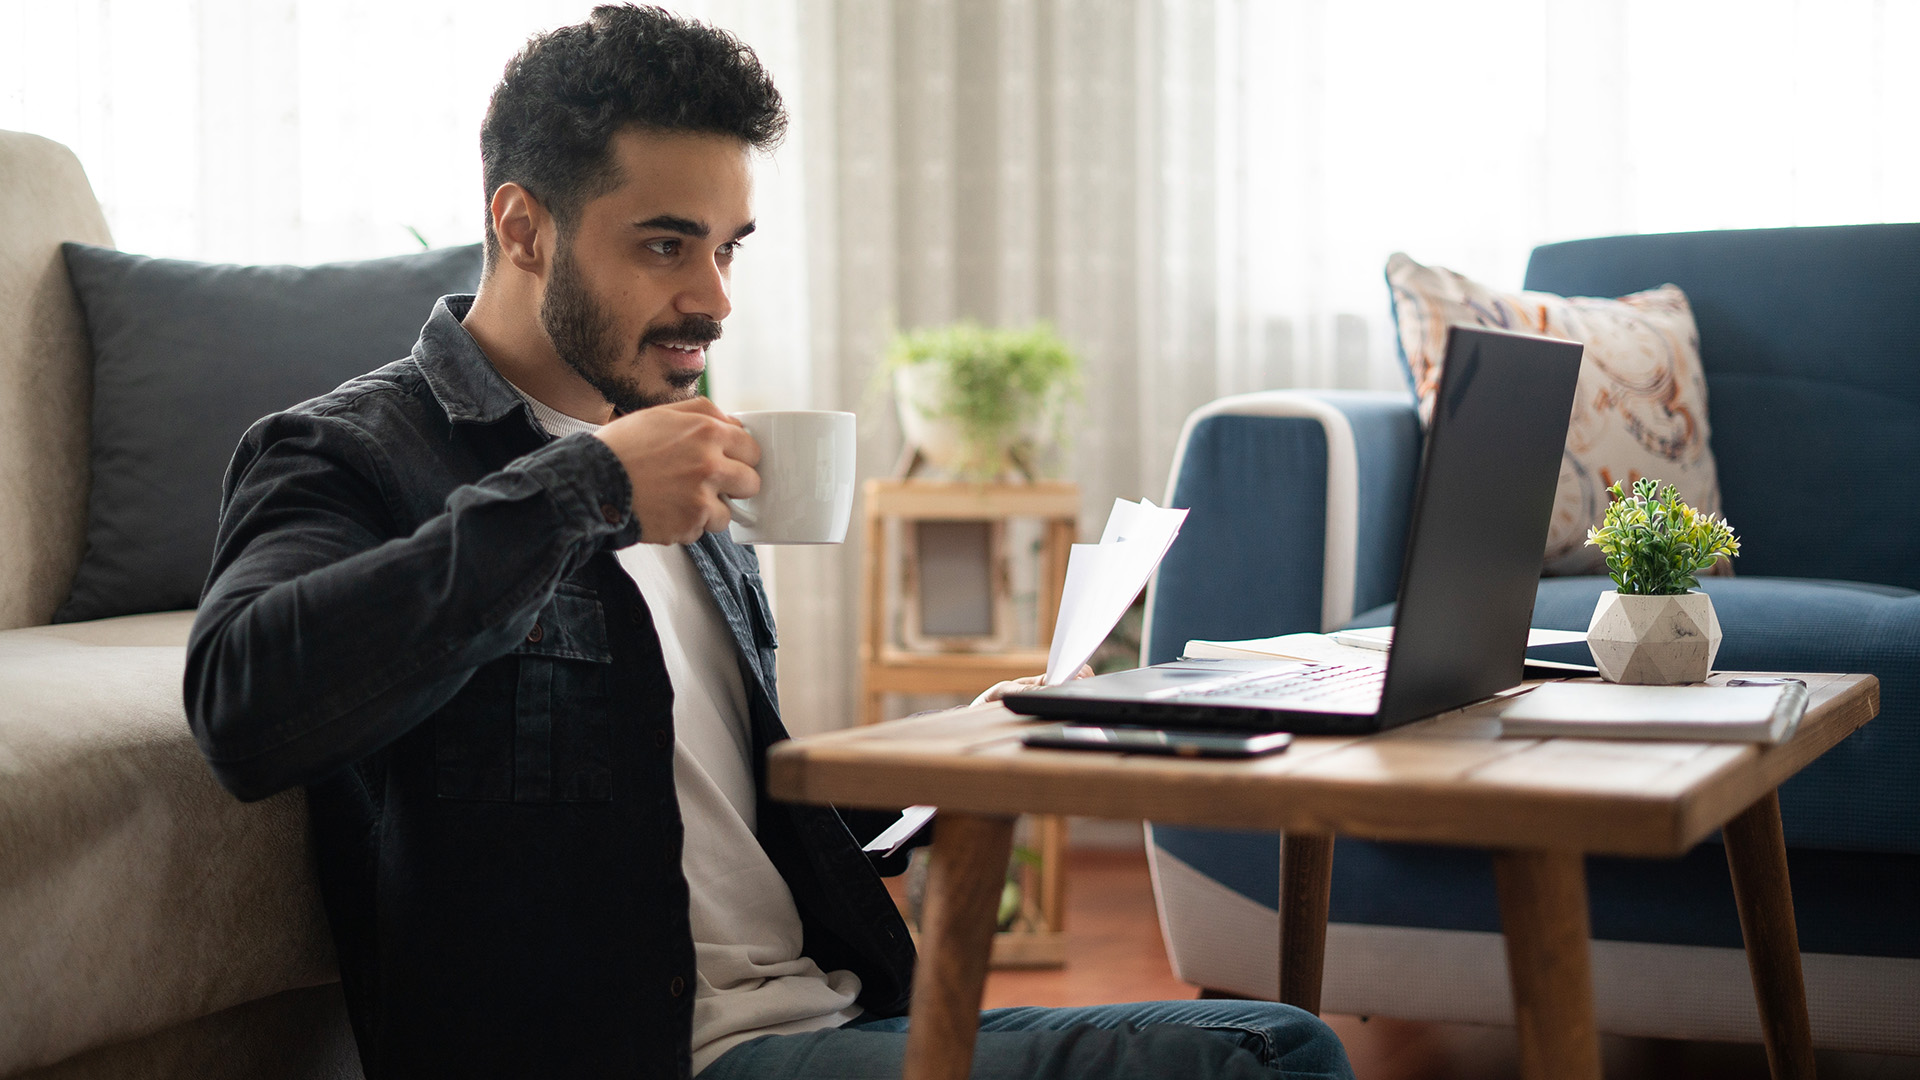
[
  {"xmin": 1583, "ymin": 478, "xmax": 1741, "ymax": 684},
  {"xmin": 887, "ymin": 322, "xmax": 1080, "ymax": 482}
]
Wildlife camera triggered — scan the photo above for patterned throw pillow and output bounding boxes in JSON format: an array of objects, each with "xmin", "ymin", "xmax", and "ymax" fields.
[{"xmin": 1386, "ymin": 252, "xmax": 1721, "ymax": 576}]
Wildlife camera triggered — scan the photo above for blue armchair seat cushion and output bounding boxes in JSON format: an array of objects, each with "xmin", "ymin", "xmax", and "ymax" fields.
[
  {"xmin": 1350, "ymin": 576, "xmax": 1920, "ymax": 855},
  {"xmin": 1151, "ymin": 827, "xmax": 1920, "ymax": 960}
]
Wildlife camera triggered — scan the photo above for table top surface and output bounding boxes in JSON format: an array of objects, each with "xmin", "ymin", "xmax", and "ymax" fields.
[{"xmin": 769, "ymin": 672, "xmax": 1879, "ymax": 857}]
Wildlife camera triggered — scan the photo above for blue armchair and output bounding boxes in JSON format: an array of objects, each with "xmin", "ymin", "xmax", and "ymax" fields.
[{"xmin": 1142, "ymin": 224, "xmax": 1920, "ymax": 1053}]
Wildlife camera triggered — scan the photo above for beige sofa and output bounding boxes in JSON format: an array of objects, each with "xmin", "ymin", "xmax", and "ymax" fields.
[{"xmin": 0, "ymin": 131, "xmax": 358, "ymax": 1079}]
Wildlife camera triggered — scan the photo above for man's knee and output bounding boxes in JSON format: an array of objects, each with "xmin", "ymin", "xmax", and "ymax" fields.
[{"xmin": 1213, "ymin": 1002, "xmax": 1353, "ymax": 1078}]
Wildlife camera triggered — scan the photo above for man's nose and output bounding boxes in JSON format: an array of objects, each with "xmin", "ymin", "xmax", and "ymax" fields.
[{"xmin": 675, "ymin": 254, "xmax": 732, "ymax": 322}]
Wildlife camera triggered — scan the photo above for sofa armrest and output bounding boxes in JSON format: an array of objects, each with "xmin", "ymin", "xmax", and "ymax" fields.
[
  {"xmin": 1142, "ymin": 391, "xmax": 1421, "ymax": 665},
  {"xmin": 0, "ymin": 131, "xmax": 113, "ymax": 631}
]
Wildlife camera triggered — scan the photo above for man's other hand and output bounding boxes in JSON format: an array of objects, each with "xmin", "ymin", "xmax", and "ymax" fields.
[
  {"xmin": 972, "ymin": 664, "xmax": 1094, "ymax": 706},
  {"xmin": 593, "ymin": 398, "xmax": 761, "ymax": 544}
]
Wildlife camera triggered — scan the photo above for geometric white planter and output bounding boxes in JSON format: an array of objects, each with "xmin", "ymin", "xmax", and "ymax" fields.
[{"xmin": 1586, "ymin": 590, "xmax": 1723, "ymax": 685}]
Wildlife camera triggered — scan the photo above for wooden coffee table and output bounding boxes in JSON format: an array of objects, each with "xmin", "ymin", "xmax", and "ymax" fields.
[{"xmin": 767, "ymin": 672, "xmax": 1879, "ymax": 1080}]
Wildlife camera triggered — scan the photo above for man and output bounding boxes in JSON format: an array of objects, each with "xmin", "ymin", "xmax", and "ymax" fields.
[{"xmin": 184, "ymin": 6, "xmax": 1352, "ymax": 1078}]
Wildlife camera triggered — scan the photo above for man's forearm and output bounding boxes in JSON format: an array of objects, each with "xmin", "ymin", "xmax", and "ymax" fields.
[{"xmin": 185, "ymin": 426, "xmax": 636, "ymax": 800}]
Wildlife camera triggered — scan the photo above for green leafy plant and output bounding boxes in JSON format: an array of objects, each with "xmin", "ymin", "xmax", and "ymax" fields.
[
  {"xmin": 1585, "ymin": 478, "xmax": 1740, "ymax": 596},
  {"xmin": 887, "ymin": 321, "xmax": 1081, "ymax": 481},
  {"xmin": 998, "ymin": 846, "xmax": 1043, "ymax": 930}
]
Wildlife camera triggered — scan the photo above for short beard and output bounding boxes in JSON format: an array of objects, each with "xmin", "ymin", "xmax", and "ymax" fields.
[{"xmin": 539, "ymin": 239, "xmax": 720, "ymax": 415}]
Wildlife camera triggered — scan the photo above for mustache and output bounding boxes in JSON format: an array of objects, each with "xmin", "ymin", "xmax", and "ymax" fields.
[{"xmin": 641, "ymin": 316, "xmax": 723, "ymax": 349}]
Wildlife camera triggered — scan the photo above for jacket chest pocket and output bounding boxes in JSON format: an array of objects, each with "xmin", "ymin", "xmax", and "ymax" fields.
[{"xmin": 436, "ymin": 586, "xmax": 614, "ymax": 803}]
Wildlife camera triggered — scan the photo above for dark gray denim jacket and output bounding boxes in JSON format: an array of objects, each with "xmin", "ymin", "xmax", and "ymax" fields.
[{"xmin": 184, "ymin": 295, "xmax": 914, "ymax": 1080}]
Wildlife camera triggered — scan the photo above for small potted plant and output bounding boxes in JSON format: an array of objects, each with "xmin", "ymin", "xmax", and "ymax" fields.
[
  {"xmin": 887, "ymin": 322, "xmax": 1081, "ymax": 482},
  {"xmin": 1583, "ymin": 478, "xmax": 1741, "ymax": 684}
]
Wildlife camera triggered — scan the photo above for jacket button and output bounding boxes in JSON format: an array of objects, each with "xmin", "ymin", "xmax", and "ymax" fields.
[
  {"xmin": 601, "ymin": 503, "xmax": 622, "ymax": 524},
  {"xmin": 654, "ymin": 730, "xmax": 671, "ymax": 749},
  {"xmin": 669, "ymin": 976, "xmax": 686, "ymax": 997},
  {"xmin": 526, "ymin": 622, "xmax": 544, "ymax": 643},
  {"xmin": 629, "ymin": 605, "xmax": 646, "ymax": 625}
]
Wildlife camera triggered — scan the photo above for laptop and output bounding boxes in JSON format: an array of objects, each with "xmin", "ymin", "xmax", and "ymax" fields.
[{"xmin": 1004, "ymin": 324, "xmax": 1584, "ymax": 736}]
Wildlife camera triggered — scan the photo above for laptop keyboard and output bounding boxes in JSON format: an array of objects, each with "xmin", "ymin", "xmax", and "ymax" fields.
[{"xmin": 1188, "ymin": 663, "xmax": 1386, "ymax": 708}]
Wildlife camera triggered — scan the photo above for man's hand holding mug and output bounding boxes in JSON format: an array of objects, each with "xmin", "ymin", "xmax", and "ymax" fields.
[{"xmin": 594, "ymin": 404, "xmax": 856, "ymax": 546}]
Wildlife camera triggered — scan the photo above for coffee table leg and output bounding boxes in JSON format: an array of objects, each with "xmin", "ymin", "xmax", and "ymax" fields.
[
  {"xmin": 1279, "ymin": 831, "xmax": 1334, "ymax": 1013},
  {"xmin": 1493, "ymin": 849, "xmax": 1601, "ymax": 1080},
  {"xmin": 904, "ymin": 812, "xmax": 1016, "ymax": 1080},
  {"xmin": 1724, "ymin": 791, "xmax": 1818, "ymax": 1080}
]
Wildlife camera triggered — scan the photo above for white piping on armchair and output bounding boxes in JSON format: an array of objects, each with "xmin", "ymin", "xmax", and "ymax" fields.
[{"xmin": 1141, "ymin": 391, "xmax": 1361, "ymax": 666}]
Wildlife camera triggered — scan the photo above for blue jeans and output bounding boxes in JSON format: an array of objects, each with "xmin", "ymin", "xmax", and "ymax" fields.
[{"xmin": 701, "ymin": 1000, "xmax": 1354, "ymax": 1079}]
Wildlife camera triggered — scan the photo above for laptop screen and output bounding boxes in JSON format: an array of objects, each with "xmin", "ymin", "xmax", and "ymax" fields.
[{"xmin": 1374, "ymin": 326, "xmax": 1583, "ymax": 725}]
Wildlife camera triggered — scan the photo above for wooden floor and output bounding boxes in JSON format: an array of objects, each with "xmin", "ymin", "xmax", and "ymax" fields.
[{"xmin": 946, "ymin": 849, "xmax": 1920, "ymax": 1080}]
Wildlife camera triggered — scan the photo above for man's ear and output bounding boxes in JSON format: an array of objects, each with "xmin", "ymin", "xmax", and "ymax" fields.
[{"xmin": 490, "ymin": 183, "xmax": 551, "ymax": 275}]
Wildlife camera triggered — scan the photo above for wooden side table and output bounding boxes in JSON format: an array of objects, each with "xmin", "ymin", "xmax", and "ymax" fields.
[
  {"xmin": 768, "ymin": 671, "xmax": 1881, "ymax": 1080},
  {"xmin": 858, "ymin": 479, "xmax": 1079, "ymax": 727},
  {"xmin": 859, "ymin": 478, "xmax": 1080, "ymax": 967}
]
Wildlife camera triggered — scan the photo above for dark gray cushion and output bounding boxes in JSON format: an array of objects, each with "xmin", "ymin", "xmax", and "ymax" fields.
[{"xmin": 56, "ymin": 242, "xmax": 484, "ymax": 623}]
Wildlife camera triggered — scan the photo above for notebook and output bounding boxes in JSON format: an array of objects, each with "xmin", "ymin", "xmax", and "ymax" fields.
[{"xmin": 1498, "ymin": 681, "xmax": 1809, "ymax": 743}]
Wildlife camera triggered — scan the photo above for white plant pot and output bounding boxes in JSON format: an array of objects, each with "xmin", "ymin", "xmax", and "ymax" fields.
[
  {"xmin": 891, "ymin": 364, "xmax": 1061, "ymax": 479},
  {"xmin": 892, "ymin": 364, "xmax": 971, "ymax": 476},
  {"xmin": 1586, "ymin": 590, "xmax": 1722, "ymax": 685}
]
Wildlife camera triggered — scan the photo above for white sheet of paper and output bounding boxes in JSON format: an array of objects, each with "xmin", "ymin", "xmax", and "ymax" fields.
[
  {"xmin": 1183, "ymin": 632, "xmax": 1388, "ymax": 667},
  {"xmin": 1044, "ymin": 498, "xmax": 1188, "ymax": 685},
  {"xmin": 861, "ymin": 804, "xmax": 937, "ymax": 856},
  {"xmin": 1329, "ymin": 626, "xmax": 1590, "ymax": 651},
  {"xmin": 1045, "ymin": 543, "xmax": 1115, "ymax": 683}
]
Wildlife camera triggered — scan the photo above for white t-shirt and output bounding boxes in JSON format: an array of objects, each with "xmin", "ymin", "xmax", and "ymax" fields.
[{"xmin": 511, "ymin": 391, "xmax": 861, "ymax": 1074}]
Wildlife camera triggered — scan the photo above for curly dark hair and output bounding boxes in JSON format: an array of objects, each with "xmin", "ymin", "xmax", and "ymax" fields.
[{"xmin": 479, "ymin": 4, "xmax": 787, "ymax": 266}]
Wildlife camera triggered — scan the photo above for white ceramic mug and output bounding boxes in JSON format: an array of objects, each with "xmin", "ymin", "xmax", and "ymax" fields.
[{"xmin": 728, "ymin": 410, "xmax": 857, "ymax": 545}]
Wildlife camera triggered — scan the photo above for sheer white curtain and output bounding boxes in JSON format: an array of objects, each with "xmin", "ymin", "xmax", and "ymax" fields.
[
  {"xmin": 1227, "ymin": 0, "xmax": 1920, "ymax": 399},
  {"xmin": 5, "ymin": 0, "xmax": 1914, "ymax": 731}
]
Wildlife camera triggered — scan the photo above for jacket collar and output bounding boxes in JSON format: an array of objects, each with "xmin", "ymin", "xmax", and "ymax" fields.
[{"xmin": 412, "ymin": 294, "xmax": 535, "ymax": 426}]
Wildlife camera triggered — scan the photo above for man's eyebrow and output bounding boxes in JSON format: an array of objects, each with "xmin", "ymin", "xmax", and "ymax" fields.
[
  {"xmin": 631, "ymin": 216, "xmax": 757, "ymax": 242},
  {"xmin": 634, "ymin": 214, "xmax": 708, "ymax": 237}
]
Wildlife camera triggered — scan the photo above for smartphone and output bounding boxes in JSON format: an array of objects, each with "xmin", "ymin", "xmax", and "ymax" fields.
[{"xmin": 1020, "ymin": 723, "xmax": 1293, "ymax": 759}]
